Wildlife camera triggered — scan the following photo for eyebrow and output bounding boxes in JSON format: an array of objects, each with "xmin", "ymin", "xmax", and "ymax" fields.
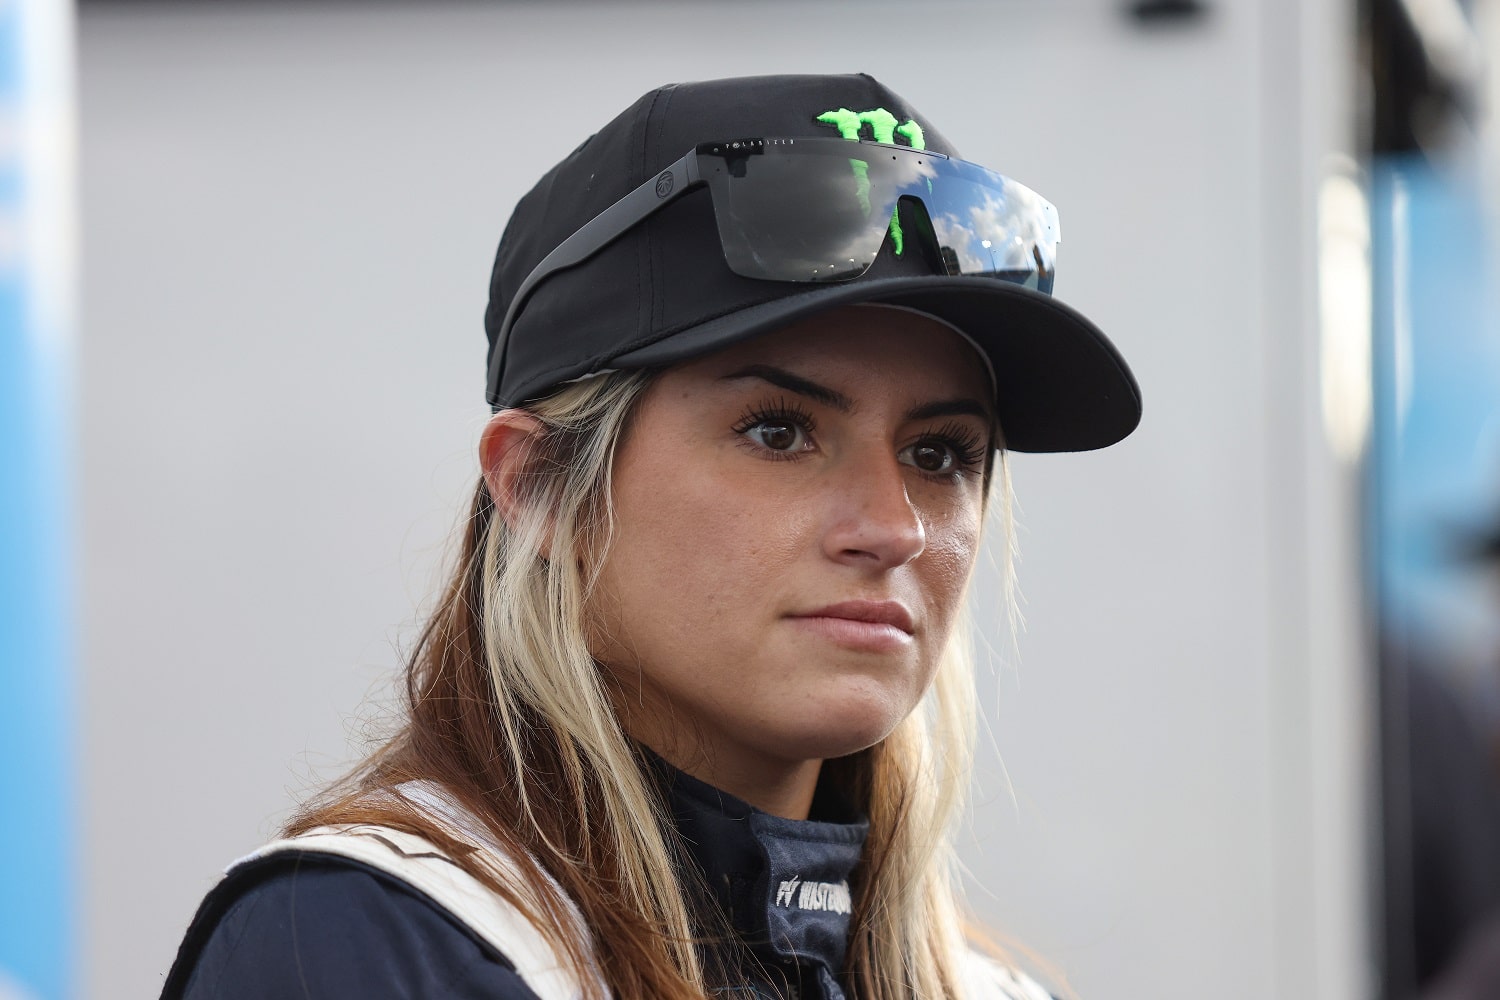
[
  {"xmin": 721, "ymin": 364, "xmax": 854, "ymax": 412},
  {"xmin": 904, "ymin": 398, "xmax": 993, "ymax": 423},
  {"xmin": 718, "ymin": 364, "xmax": 994, "ymax": 424}
]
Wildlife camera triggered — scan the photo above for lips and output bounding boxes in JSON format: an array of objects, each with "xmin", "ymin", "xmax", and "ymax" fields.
[{"xmin": 790, "ymin": 600, "xmax": 915, "ymax": 635}]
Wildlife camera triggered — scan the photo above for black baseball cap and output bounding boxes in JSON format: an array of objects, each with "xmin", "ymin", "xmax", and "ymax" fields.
[{"xmin": 483, "ymin": 73, "xmax": 1141, "ymax": 453}]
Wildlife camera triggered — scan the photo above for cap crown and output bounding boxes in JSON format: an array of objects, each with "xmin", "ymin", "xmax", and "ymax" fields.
[{"xmin": 484, "ymin": 74, "xmax": 955, "ymax": 403}]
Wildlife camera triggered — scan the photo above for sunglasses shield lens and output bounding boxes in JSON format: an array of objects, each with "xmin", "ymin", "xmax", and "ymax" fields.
[
  {"xmin": 704, "ymin": 143, "xmax": 892, "ymax": 281},
  {"xmin": 699, "ymin": 140, "xmax": 1058, "ymax": 290},
  {"xmin": 916, "ymin": 159, "xmax": 1059, "ymax": 291}
]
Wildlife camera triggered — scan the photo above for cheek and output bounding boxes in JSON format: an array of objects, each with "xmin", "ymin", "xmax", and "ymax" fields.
[
  {"xmin": 916, "ymin": 501, "xmax": 985, "ymax": 628},
  {"xmin": 595, "ymin": 445, "xmax": 820, "ymax": 657}
]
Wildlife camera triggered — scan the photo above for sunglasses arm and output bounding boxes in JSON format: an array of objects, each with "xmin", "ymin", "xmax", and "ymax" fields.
[{"xmin": 487, "ymin": 151, "xmax": 704, "ymax": 405}]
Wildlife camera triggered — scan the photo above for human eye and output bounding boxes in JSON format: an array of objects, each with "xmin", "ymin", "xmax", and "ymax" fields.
[
  {"xmin": 899, "ymin": 420, "xmax": 988, "ymax": 480},
  {"xmin": 731, "ymin": 398, "xmax": 817, "ymax": 460}
]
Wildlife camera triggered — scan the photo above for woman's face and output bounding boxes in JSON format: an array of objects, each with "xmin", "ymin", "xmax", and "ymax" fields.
[{"xmin": 588, "ymin": 305, "xmax": 994, "ymax": 808}]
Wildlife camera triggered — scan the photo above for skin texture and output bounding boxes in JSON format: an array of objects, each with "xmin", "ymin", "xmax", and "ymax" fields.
[{"xmin": 482, "ymin": 305, "xmax": 994, "ymax": 819}]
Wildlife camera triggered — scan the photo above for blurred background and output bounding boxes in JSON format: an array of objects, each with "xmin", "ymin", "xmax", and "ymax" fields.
[{"xmin": 3, "ymin": 0, "xmax": 1500, "ymax": 997}]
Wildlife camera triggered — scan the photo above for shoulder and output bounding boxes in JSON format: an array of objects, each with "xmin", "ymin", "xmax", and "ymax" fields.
[
  {"xmin": 265, "ymin": 821, "xmax": 599, "ymax": 996},
  {"xmin": 163, "ymin": 821, "xmax": 598, "ymax": 1000},
  {"xmin": 958, "ymin": 949, "xmax": 1058, "ymax": 1000},
  {"xmin": 162, "ymin": 850, "xmax": 544, "ymax": 1000}
]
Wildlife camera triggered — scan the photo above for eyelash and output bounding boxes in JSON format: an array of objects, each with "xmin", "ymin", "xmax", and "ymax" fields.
[
  {"xmin": 731, "ymin": 398, "xmax": 817, "ymax": 463},
  {"xmin": 731, "ymin": 400, "xmax": 988, "ymax": 480},
  {"xmin": 923, "ymin": 420, "xmax": 987, "ymax": 474}
]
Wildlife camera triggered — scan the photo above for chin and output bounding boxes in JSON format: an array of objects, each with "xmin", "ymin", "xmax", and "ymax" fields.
[{"xmin": 761, "ymin": 694, "xmax": 913, "ymax": 763}]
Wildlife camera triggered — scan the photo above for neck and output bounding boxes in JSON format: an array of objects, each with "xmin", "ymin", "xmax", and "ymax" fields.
[
  {"xmin": 606, "ymin": 676, "xmax": 825, "ymax": 818},
  {"xmin": 664, "ymin": 744, "xmax": 825, "ymax": 820}
]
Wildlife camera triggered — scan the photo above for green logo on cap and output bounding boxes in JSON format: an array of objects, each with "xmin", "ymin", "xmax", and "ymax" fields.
[
  {"xmin": 815, "ymin": 107, "xmax": 925, "ymax": 148},
  {"xmin": 815, "ymin": 107, "xmax": 926, "ymax": 255}
]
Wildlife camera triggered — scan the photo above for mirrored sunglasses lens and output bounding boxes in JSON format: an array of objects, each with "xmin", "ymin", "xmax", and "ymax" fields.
[
  {"xmin": 705, "ymin": 144, "xmax": 1058, "ymax": 289},
  {"xmin": 707, "ymin": 147, "xmax": 890, "ymax": 281},
  {"xmin": 910, "ymin": 164, "xmax": 1059, "ymax": 287}
]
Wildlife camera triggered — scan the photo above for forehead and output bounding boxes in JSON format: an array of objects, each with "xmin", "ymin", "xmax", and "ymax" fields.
[{"xmin": 667, "ymin": 306, "xmax": 995, "ymax": 407}]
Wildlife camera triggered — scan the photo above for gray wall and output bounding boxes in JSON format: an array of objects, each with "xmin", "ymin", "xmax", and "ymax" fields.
[{"xmin": 78, "ymin": 2, "xmax": 1368, "ymax": 998}]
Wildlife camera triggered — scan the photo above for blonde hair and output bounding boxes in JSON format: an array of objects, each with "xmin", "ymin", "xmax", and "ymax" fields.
[{"xmin": 289, "ymin": 366, "xmax": 1015, "ymax": 999}]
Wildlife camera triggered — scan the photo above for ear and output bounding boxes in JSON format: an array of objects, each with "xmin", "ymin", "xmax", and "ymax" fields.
[{"xmin": 479, "ymin": 409, "xmax": 551, "ymax": 549}]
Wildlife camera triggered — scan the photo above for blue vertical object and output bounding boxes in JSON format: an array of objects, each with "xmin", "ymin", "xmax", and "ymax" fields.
[
  {"xmin": 1370, "ymin": 156, "xmax": 1500, "ymax": 677},
  {"xmin": 0, "ymin": 1, "xmax": 73, "ymax": 999},
  {"xmin": 1369, "ymin": 151, "xmax": 1500, "ymax": 1000}
]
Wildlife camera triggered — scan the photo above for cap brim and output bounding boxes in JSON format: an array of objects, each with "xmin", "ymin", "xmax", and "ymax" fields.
[{"xmin": 609, "ymin": 275, "xmax": 1141, "ymax": 454}]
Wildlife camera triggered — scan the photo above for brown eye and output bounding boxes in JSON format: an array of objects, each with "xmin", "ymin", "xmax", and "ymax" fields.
[
  {"xmin": 762, "ymin": 422, "xmax": 795, "ymax": 450},
  {"xmin": 910, "ymin": 443, "xmax": 954, "ymax": 473},
  {"xmin": 749, "ymin": 420, "xmax": 805, "ymax": 451}
]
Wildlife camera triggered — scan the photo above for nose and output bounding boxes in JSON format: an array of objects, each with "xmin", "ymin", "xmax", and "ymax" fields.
[{"xmin": 823, "ymin": 454, "xmax": 927, "ymax": 570}]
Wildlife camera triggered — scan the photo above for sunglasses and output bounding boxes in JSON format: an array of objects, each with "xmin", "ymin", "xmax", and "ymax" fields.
[{"xmin": 488, "ymin": 137, "xmax": 1060, "ymax": 403}]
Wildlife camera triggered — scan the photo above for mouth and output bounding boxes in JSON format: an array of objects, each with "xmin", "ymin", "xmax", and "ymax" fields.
[{"xmin": 788, "ymin": 600, "xmax": 915, "ymax": 636}]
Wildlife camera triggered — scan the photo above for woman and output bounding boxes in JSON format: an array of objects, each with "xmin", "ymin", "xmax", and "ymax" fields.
[{"xmin": 162, "ymin": 73, "xmax": 1140, "ymax": 1000}]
